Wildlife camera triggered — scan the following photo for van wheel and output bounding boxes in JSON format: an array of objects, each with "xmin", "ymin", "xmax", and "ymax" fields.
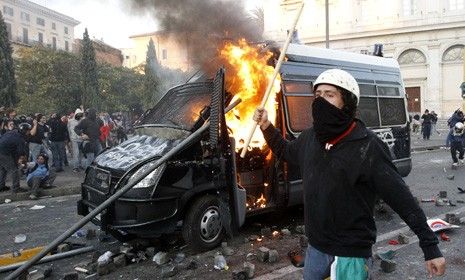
[{"xmin": 182, "ymin": 195, "xmax": 224, "ymax": 251}]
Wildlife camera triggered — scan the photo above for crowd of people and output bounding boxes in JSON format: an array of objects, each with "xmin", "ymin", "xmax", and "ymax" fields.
[
  {"xmin": 412, "ymin": 108, "xmax": 465, "ymax": 167},
  {"xmin": 0, "ymin": 106, "xmax": 131, "ymax": 199}
]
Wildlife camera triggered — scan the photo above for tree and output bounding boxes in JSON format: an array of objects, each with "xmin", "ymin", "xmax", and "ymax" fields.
[
  {"xmin": 81, "ymin": 28, "xmax": 100, "ymax": 109},
  {"xmin": 144, "ymin": 38, "xmax": 162, "ymax": 106},
  {"xmin": 0, "ymin": 11, "xmax": 18, "ymax": 107}
]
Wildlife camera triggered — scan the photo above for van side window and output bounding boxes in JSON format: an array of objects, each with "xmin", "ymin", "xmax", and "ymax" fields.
[
  {"xmin": 285, "ymin": 95, "xmax": 314, "ymax": 132},
  {"xmin": 358, "ymin": 97, "xmax": 380, "ymax": 127},
  {"xmin": 379, "ymin": 98, "xmax": 407, "ymax": 125},
  {"xmin": 377, "ymin": 86, "xmax": 400, "ymax": 96},
  {"xmin": 284, "ymin": 81, "xmax": 312, "ymax": 94},
  {"xmin": 359, "ymin": 84, "xmax": 377, "ymax": 96}
]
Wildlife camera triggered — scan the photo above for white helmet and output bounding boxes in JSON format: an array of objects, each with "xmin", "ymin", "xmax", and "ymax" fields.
[
  {"xmin": 455, "ymin": 122, "xmax": 464, "ymax": 130},
  {"xmin": 313, "ymin": 69, "xmax": 360, "ymax": 104}
]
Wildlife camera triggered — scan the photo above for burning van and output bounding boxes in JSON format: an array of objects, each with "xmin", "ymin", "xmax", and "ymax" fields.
[{"xmin": 77, "ymin": 43, "xmax": 411, "ymax": 250}]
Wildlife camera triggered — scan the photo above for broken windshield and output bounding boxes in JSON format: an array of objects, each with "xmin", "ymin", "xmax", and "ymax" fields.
[{"xmin": 138, "ymin": 82, "xmax": 212, "ymax": 130}]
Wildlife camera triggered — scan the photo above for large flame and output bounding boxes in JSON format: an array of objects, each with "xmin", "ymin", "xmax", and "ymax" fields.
[{"xmin": 219, "ymin": 39, "xmax": 281, "ymax": 150}]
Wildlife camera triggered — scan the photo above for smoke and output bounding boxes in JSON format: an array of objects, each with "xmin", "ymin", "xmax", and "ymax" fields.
[{"xmin": 126, "ymin": 0, "xmax": 263, "ymax": 73}]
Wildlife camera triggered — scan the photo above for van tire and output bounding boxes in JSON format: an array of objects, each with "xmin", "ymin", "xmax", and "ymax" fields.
[{"xmin": 182, "ymin": 195, "xmax": 224, "ymax": 251}]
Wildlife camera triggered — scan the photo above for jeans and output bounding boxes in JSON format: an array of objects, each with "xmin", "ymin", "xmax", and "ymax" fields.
[
  {"xmin": 71, "ymin": 140, "xmax": 83, "ymax": 169},
  {"xmin": 0, "ymin": 154, "xmax": 20, "ymax": 190},
  {"xmin": 451, "ymin": 142, "xmax": 464, "ymax": 163},
  {"xmin": 83, "ymin": 141, "xmax": 102, "ymax": 168},
  {"xmin": 27, "ymin": 172, "xmax": 57, "ymax": 195},
  {"xmin": 50, "ymin": 141, "xmax": 66, "ymax": 170},
  {"xmin": 422, "ymin": 123, "xmax": 431, "ymax": 140},
  {"xmin": 29, "ymin": 142, "xmax": 45, "ymax": 161},
  {"xmin": 304, "ymin": 245, "xmax": 372, "ymax": 280}
]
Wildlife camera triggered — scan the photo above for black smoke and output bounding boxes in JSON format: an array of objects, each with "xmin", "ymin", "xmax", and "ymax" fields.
[{"xmin": 125, "ymin": 0, "xmax": 263, "ymax": 73}]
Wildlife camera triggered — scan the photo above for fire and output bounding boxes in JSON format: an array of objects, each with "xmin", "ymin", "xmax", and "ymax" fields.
[
  {"xmin": 256, "ymin": 193, "xmax": 267, "ymax": 209},
  {"xmin": 219, "ymin": 39, "xmax": 281, "ymax": 150}
]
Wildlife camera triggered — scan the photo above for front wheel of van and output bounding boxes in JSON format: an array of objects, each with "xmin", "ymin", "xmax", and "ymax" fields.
[{"xmin": 182, "ymin": 195, "xmax": 224, "ymax": 251}]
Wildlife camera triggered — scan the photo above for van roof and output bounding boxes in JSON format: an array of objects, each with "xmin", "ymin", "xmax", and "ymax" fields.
[{"xmin": 286, "ymin": 44, "xmax": 400, "ymax": 70}]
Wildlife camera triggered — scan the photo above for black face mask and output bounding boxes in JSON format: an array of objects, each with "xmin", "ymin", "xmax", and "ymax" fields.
[{"xmin": 312, "ymin": 97, "xmax": 354, "ymax": 144}]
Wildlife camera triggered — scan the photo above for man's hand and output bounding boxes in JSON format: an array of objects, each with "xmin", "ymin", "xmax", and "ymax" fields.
[
  {"xmin": 426, "ymin": 257, "xmax": 446, "ymax": 278},
  {"xmin": 32, "ymin": 119, "xmax": 38, "ymax": 126},
  {"xmin": 253, "ymin": 108, "xmax": 271, "ymax": 130},
  {"xmin": 81, "ymin": 134, "xmax": 89, "ymax": 140}
]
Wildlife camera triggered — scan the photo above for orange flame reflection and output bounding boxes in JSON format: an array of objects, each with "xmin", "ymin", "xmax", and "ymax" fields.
[{"xmin": 219, "ymin": 39, "xmax": 281, "ymax": 150}]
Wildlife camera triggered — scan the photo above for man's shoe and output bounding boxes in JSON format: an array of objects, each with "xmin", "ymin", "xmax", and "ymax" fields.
[
  {"xmin": 72, "ymin": 168, "xmax": 80, "ymax": 173},
  {"xmin": 29, "ymin": 194, "xmax": 38, "ymax": 200},
  {"xmin": 460, "ymin": 159, "xmax": 464, "ymax": 165},
  {"xmin": 452, "ymin": 162, "xmax": 458, "ymax": 167}
]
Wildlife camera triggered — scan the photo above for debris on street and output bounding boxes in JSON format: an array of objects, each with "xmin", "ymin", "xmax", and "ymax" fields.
[
  {"xmin": 153, "ymin": 251, "xmax": 168, "ymax": 266},
  {"xmin": 29, "ymin": 205, "xmax": 45, "ymax": 210},
  {"xmin": 380, "ymin": 259, "xmax": 397, "ymax": 273},
  {"xmin": 427, "ymin": 218, "xmax": 461, "ymax": 232},
  {"xmin": 213, "ymin": 253, "xmax": 228, "ymax": 270},
  {"xmin": 458, "ymin": 187, "xmax": 465, "ymax": 193},
  {"xmin": 397, "ymin": 233, "xmax": 409, "ymax": 244},
  {"xmin": 14, "ymin": 234, "xmax": 27, "ymax": 244},
  {"xmin": 439, "ymin": 232, "xmax": 450, "ymax": 242},
  {"xmin": 388, "ymin": 239, "xmax": 399, "ymax": 245}
]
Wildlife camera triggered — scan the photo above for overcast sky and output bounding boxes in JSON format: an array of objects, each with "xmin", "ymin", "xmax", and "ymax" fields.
[{"xmin": 29, "ymin": 0, "xmax": 262, "ymax": 49}]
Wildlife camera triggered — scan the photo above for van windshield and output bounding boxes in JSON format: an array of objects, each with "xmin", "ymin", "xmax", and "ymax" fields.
[{"xmin": 138, "ymin": 82, "xmax": 212, "ymax": 130}]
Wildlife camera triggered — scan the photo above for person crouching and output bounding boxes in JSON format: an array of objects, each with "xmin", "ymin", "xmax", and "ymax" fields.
[{"xmin": 23, "ymin": 153, "xmax": 56, "ymax": 200}]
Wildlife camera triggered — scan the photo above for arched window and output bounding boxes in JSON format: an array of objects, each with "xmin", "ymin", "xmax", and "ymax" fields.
[
  {"xmin": 442, "ymin": 45, "xmax": 464, "ymax": 62},
  {"xmin": 398, "ymin": 49, "xmax": 426, "ymax": 65}
]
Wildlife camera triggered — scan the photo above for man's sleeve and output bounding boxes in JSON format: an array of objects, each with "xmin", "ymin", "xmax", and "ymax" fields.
[
  {"xmin": 368, "ymin": 138, "xmax": 442, "ymax": 261},
  {"xmin": 260, "ymin": 124, "xmax": 305, "ymax": 166},
  {"xmin": 74, "ymin": 122, "xmax": 83, "ymax": 135}
]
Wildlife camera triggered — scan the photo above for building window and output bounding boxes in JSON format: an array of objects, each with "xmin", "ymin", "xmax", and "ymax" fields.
[
  {"xmin": 449, "ymin": 0, "xmax": 465, "ymax": 10},
  {"xmin": 64, "ymin": 26, "xmax": 68, "ymax": 34},
  {"xmin": 52, "ymin": 22, "xmax": 56, "ymax": 30},
  {"xmin": 36, "ymin": 17, "xmax": 45, "ymax": 26},
  {"xmin": 52, "ymin": 37, "xmax": 57, "ymax": 50},
  {"xmin": 2, "ymin": 6, "xmax": 14, "ymax": 16},
  {"xmin": 398, "ymin": 49, "xmax": 426, "ymax": 65},
  {"xmin": 402, "ymin": 0, "xmax": 418, "ymax": 16},
  {"xmin": 5, "ymin": 22, "xmax": 12, "ymax": 40},
  {"xmin": 442, "ymin": 45, "xmax": 464, "ymax": 62},
  {"xmin": 38, "ymin": 32, "xmax": 43, "ymax": 43},
  {"xmin": 162, "ymin": 49, "xmax": 167, "ymax": 60},
  {"xmin": 65, "ymin": 41, "xmax": 69, "ymax": 51},
  {"xmin": 23, "ymin": 28, "xmax": 29, "ymax": 44},
  {"xmin": 21, "ymin": 11, "xmax": 30, "ymax": 22}
]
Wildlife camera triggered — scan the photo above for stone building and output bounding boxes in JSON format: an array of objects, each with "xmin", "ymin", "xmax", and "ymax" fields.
[
  {"xmin": 74, "ymin": 39, "xmax": 123, "ymax": 67},
  {"xmin": 263, "ymin": 0, "xmax": 465, "ymax": 116},
  {"xmin": 1, "ymin": 0, "xmax": 79, "ymax": 52}
]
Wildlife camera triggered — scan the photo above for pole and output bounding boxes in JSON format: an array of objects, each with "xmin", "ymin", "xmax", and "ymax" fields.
[
  {"xmin": 6, "ymin": 99, "xmax": 242, "ymax": 280},
  {"xmin": 325, "ymin": 0, "xmax": 329, "ymax": 48},
  {"xmin": 240, "ymin": 2, "xmax": 305, "ymax": 158}
]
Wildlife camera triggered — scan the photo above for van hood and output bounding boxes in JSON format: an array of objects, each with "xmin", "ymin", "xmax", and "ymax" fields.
[{"xmin": 94, "ymin": 133, "xmax": 185, "ymax": 171}]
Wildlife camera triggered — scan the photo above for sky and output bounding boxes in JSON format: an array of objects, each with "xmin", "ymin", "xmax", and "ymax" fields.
[{"xmin": 29, "ymin": 0, "xmax": 262, "ymax": 49}]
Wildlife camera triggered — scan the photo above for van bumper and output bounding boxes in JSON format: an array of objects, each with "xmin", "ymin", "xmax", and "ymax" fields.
[{"xmin": 393, "ymin": 158, "xmax": 412, "ymax": 177}]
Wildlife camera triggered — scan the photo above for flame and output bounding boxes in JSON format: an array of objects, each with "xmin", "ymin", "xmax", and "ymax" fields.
[
  {"xmin": 219, "ymin": 39, "xmax": 281, "ymax": 150},
  {"xmin": 256, "ymin": 193, "xmax": 267, "ymax": 209}
]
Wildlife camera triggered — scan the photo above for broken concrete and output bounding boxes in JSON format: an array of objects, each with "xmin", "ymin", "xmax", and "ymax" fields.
[
  {"xmin": 113, "ymin": 254, "xmax": 127, "ymax": 268},
  {"xmin": 261, "ymin": 227, "xmax": 272, "ymax": 238},
  {"xmin": 153, "ymin": 251, "xmax": 169, "ymax": 265},
  {"xmin": 439, "ymin": 191, "xmax": 448, "ymax": 198},
  {"xmin": 257, "ymin": 247, "xmax": 270, "ymax": 262},
  {"xmin": 281, "ymin": 228, "xmax": 291, "ymax": 236},
  {"xmin": 57, "ymin": 243, "xmax": 71, "ymax": 253},
  {"xmin": 161, "ymin": 265, "xmax": 178, "ymax": 278},
  {"xmin": 244, "ymin": 261, "xmax": 255, "ymax": 278},
  {"xmin": 268, "ymin": 249, "xmax": 279, "ymax": 263}
]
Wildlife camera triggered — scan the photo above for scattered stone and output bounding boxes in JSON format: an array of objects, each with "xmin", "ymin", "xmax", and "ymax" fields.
[
  {"xmin": 5, "ymin": 198, "xmax": 12, "ymax": 203},
  {"xmin": 243, "ymin": 262, "xmax": 255, "ymax": 278},
  {"xmin": 246, "ymin": 253, "xmax": 256, "ymax": 261},
  {"xmin": 96, "ymin": 263, "xmax": 110, "ymax": 276},
  {"xmin": 232, "ymin": 270, "xmax": 248, "ymax": 280},
  {"xmin": 281, "ymin": 229, "xmax": 291, "ymax": 236},
  {"xmin": 268, "ymin": 249, "xmax": 279, "ymax": 263},
  {"xmin": 27, "ymin": 271, "xmax": 45, "ymax": 280},
  {"xmin": 186, "ymin": 259, "xmax": 199, "ymax": 270},
  {"xmin": 397, "ymin": 233, "xmax": 409, "ymax": 244},
  {"xmin": 174, "ymin": 252, "xmax": 186, "ymax": 263},
  {"xmin": 85, "ymin": 229, "xmax": 96, "ymax": 240},
  {"xmin": 257, "ymin": 247, "xmax": 270, "ymax": 262},
  {"xmin": 214, "ymin": 253, "xmax": 228, "ymax": 270},
  {"xmin": 132, "ymin": 251, "xmax": 147, "ymax": 263},
  {"xmin": 57, "ymin": 243, "xmax": 71, "ymax": 253},
  {"xmin": 295, "ymin": 225, "xmax": 305, "ymax": 234},
  {"xmin": 299, "ymin": 235, "xmax": 308, "ymax": 248},
  {"xmin": 153, "ymin": 251, "xmax": 168, "ymax": 265},
  {"xmin": 113, "ymin": 254, "xmax": 127, "ymax": 267},
  {"xmin": 261, "ymin": 227, "xmax": 272, "ymax": 238},
  {"xmin": 445, "ymin": 213, "xmax": 456, "ymax": 223},
  {"xmin": 97, "ymin": 251, "xmax": 113, "ymax": 265},
  {"xmin": 435, "ymin": 199, "xmax": 445, "ymax": 207},
  {"xmin": 14, "ymin": 234, "xmax": 27, "ymax": 244},
  {"xmin": 439, "ymin": 191, "xmax": 448, "ymax": 198},
  {"xmin": 248, "ymin": 235, "xmax": 259, "ymax": 241},
  {"xmin": 145, "ymin": 247, "xmax": 156, "ymax": 258},
  {"xmin": 161, "ymin": 265, "xmax": 178, "ymax": 278},
  {"xmin": 63, "ymin": 272, "xmax": 79, "ymax": 280},
  {"xmin": 446, "ymin": 214, "xmax": 461, "ymax": 225},
  {"xmin": 119, "ymin": 244, "xmax": 133, "ymax": 255},
  {"xmin": 222, "ymin": 246, "xmax": 234, "ymax": 256},
  {"xmin": 446, "ymin": 175, "xmax": 455, "ymax": 180},
  {"xmin": 380, "ymin": 259, "xmax": 397, "ymax": 273}
]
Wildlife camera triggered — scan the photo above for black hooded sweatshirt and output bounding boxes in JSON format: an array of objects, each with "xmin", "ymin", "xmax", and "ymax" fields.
[{"xmin": 261, "ymin": 119, "xmax": 441, "ymax": 261}]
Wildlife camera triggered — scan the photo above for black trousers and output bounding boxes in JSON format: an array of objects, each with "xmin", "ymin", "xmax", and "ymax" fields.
[{"xmin": 451, "ymin": 142, "xmax": 464, "ymax": 163}]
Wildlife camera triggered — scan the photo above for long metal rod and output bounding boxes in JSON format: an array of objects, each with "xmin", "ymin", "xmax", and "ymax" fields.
[
  {"xmin": 325, "ymin": 0, "xmax": 329, "ymax": 48},
  {"xmin": 240, "ymin": 2, "xmax": 305, "ymax": 158},
  {"xmin": 0, "ymin": 246, "xmax": 94, "ymax": 273},
  {"xmin": 6, "ymin": 99, "xmax": 241, "ymax": 280}
]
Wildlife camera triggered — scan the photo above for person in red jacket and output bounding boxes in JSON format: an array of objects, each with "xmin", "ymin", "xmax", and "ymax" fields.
[{"xmin": 253, "ymin": 69, "xmax": 445, "ymax": 279}]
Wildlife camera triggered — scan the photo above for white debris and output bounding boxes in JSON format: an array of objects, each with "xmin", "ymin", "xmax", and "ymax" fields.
[
  {"xmin": 97, "ymin": 251, "xmax": 114, "ymax": 265},
  {"xmin": 14, "ymin": 234, "xmax": 27, "ymax": 243},
  {"xmin": 30, "ymin": 205, "xmax": 45, "ymax": 210},
  {"xmin": 4, "ymin": 199, "xmax": 12, "ymax": 203}
]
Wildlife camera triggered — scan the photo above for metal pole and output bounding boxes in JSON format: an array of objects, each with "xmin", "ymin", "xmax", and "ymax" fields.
[
  {"xmin": 0, "ymin": 246, "xmax": 94, "ymax": 273},
  {"xmin": 6, "ymin": 99, "xmax": 242, "ymax": 280},
  {"xmin": 325, "ymin": 0, "xmax": 329, "ymax": 48}
]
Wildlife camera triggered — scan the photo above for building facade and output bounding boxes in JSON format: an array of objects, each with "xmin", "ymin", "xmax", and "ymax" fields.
[
  {"xmin": 74, "ymin": 39, "xmax": 123, "ymax": 67},
  {"xmin": 263, "ymin": 0, "xmax": 465, "ymax": 117},
  {"xmin": 1, "ymin": 0, "xmax": 79, "ymax": 52},
  {"xmin": 122, "ymin": 31, "xmax": 191, "ymax": 72}
]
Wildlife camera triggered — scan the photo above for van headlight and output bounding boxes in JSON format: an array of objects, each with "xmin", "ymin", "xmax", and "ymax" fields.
[{"xmin": 128, "ymin": 162, "xmax": 166, "ymax": 189}]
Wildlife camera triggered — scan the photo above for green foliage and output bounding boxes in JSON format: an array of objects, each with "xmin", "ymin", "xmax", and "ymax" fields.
[
  {"xmin": 144, "ymin": 38, "xmax": 162, "ymax": 107},
  {"xmin": 0, "ymin": 11, "xmax": 18, "ymax": 107},
  {"xmin": 81, "ymin": 28, "xmax": 100, "ymax": 109}
]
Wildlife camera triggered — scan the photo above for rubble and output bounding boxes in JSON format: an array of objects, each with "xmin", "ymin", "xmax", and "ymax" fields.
[
  {"xmin": 63, "ymin": 272, "xmax": 79, "ymax": 280},
  {"xmin": 213, "ymin": 253, "xmax": 228, "ymax": 270},
  {"xmin": 153, "ymin": 251, "xmax": 169, "ymax": 265},
  {"xmin": 295, "ymin": 225, "xmax": 305, "ymax": 234},
  {"xmin": 257, "ymin": 246, "xmax": 270, "ymax": 262},
  {"xmin": 232, "ymin": 270, "xmax": 248, "ymax": 280},
  {"xmin": 246, "ymin": 253, "xmax": 256, "ymax": 261},
  {"xmin": 243, "ymin": 262, "xmax": 255, "ymax": 278},
  {"xmin": 438, "ymin": 191, "xmax": 447, "ymax": 198},
  {"xmin": 221, "ymin": 242, "xmax": 235, "ymax": 256},
  {"xmin": 446, "ymin": 175, "xmax": 455, "ymax": 180},
  {"xmin": 248, "ymin": 235, "xmax": 259, "ymax": 241},
  {"xmin": 145, "ymin": 247, "xmax": 156, "ymax": 258},
  {"xmin": 27, "ymin": 271, "xmax": 45, "ymax": 280},
  {"xmin": 119, "ymin": 244, "xmax": 133, "ymax": 255},
  {"xmin": 174, "ymin": 253, "xmax": 185, "ymax": 263},
  {"xmin": 281, "ymin": 229, "xmax": 291, "ymax": 236},
  {"xmin": 186, "ymin": 259, "xmax": 199, "ymax": 270},
  {"xmin": 397, "ymin": 233, "xmax": 409, "ymax": 244},
  {"xmin": 97, "ymin": 251, "xmax": 113, "ymax": 265},
  {"xmin": 57, "ymin": 243, "xmax": 71, "ymax": 253},
  {"xmin": 161, "ymin": 265, "xmax": 178, "ymax": 278},
  {"xmin": 113, "ymin": 254, "xmax": 127, "ymax": 267},
  {"xmin": 435, "ymin": 199, "xmax": 446, "ymax": 207},
  {"xmin": 380, "ymin": 259, "xmax": 397, "ymax": 273},
  {"xmin": 261, "ymin": 227, "xmax": 272, "ymax": 238},
  {"xmin": 14, "ymin": 234, "xmax": 27, "ymax": 243},
  {"xmin": 268, "ymin": 249, "xmax": 279, "ymax": 263}
]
